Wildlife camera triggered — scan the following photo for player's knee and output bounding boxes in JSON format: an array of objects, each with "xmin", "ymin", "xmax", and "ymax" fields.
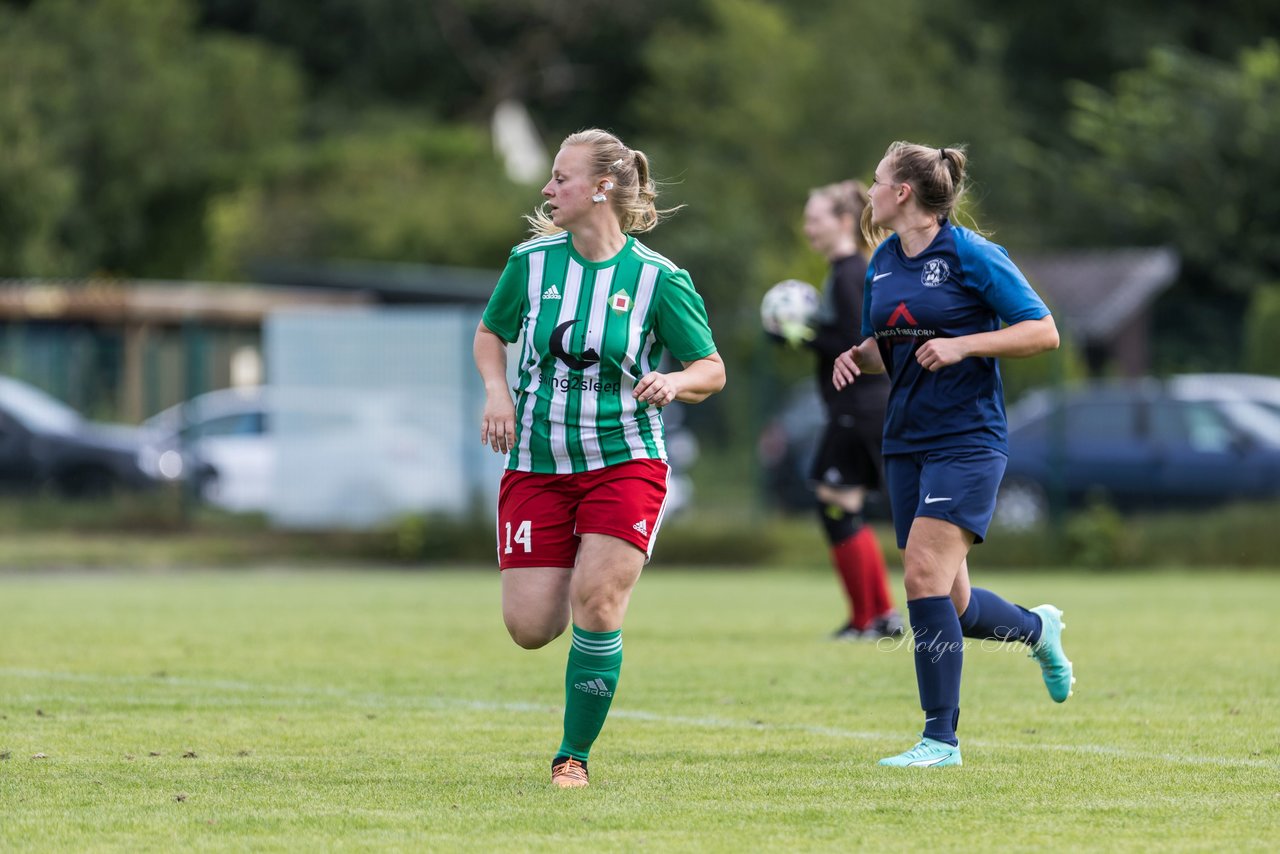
[
  {"xmin": 573, "ymin": 589, "xmax": 628, "ymax": 628},
  {"xmin": 902, "ymin": 560, "xmax": 951, "ymax": 599},
  {"xmin": 507, "ymin": 626, "xmax": 559, "ymax": 650},
  {"xmin": 504, "ymin": 617, "xmax": 565, "ymax": 649}
]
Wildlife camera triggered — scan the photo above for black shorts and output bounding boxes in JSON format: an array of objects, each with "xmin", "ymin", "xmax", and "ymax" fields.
[{"xmin": 808, "ymin": 414, "xmax": 884, "ymax": 491}]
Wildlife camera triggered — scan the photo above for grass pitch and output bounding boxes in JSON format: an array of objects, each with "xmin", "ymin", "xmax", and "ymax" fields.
[{"xmin": 1, "ymin": 565, "xmax": 1277, "ymax": 852}]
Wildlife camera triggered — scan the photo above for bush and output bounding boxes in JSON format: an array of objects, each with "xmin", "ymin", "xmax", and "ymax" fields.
[
  {"xmin": 0, "ymin": 495, "xmax": 1276, "ymax": 570},
  {"xmin": 977, "ymin": 499, "xmax": 1280, "ymax": 570},
  {"xmin": 1063, "ymin": 496, "xmax": 1132, "ymax": 568},
  {"xmin": 1244, "ymin": 285, "xmax": 1280, "ymax": 375}
]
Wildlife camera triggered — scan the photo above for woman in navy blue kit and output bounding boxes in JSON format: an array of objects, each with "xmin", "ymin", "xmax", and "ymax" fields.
[{"xmin": 833, "ymin": 140, "xmax": 1075, "ymax": 767}]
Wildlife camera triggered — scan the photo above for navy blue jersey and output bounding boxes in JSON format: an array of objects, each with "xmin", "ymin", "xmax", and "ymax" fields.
[{"xmin": 861, "ymin": 221, "xmax": 1049, "ymax": 454}]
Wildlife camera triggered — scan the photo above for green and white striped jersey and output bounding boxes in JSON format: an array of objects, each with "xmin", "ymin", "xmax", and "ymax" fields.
[{"xmin": 482, "ymin": 233, "xmax": 717, "ymax": 474}]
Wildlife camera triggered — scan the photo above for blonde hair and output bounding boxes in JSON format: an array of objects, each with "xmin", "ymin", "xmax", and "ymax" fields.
[
  {"xmin": 860, "ymin": 205, "xmax": 889, "ymax": 251},
  {"xmin": 526, "ymin": 128, "xmax": 681, "ymax": 237},
  {"xmin": 862, "ymin": 140, "xmax": 974, "ymax": 248},
  {"xmin": 809, "ymin": 179, "xmax": 870, "ymax": 256}
]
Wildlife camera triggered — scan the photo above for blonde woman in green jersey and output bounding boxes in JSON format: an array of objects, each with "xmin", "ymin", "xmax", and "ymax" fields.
[{"xmin": 473, "ymin": 129, "xmax": 726, "ymax": 788}]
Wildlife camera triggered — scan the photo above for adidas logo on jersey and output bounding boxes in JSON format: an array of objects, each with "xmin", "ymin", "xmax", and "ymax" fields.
[
  {"xmin": 542, "ymin": 284, "xmax": 562, "ymax": 300},
  {"xmin": 632, "ymin": 519, "xmax": 648, "ymax": 536},
  {"xmin": 574, "ymin": 677, "xmax": 613, "ymax": 697}
]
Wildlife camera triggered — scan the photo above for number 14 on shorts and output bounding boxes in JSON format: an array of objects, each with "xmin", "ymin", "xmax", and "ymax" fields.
[{"xmin": 504, "ymin": 520, "xmax": 532, "ymax": 554}]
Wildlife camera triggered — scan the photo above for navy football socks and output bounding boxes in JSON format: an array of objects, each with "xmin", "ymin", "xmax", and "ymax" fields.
[
  {"xmin": 958, "ymin": 587, "xmax": 1043, "ymax": 645},
  {"xmin": 907, "ymin": 595, "xmax": 963, "ymax": 746}
]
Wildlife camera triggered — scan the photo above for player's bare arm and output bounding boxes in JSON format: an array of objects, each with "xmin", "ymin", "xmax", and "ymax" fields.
[
  {"xmin": 473, "ymin": 322, "xmax": 517, "ymax": 454},
  {"xmin": 832, "ymin": 339, "xmax": 884, "ymax": 390},
  {"xmin": 915, "ymin": 315, "xmax": 1059, "ymax": 373},
  {"xmin": 634, "ymin": 352, "xmax": 726, "ymax": 406}
]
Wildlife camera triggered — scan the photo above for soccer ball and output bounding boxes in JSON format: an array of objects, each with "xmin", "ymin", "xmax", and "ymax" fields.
[{"xmin": 760, "ymin": 279, "xmax": 820, "ymax": 336}]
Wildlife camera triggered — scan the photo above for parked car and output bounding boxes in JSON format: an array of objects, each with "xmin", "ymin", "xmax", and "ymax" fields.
[
  {"xmin": 0, "ymin": 375, "xmax": 160, "ymax": 497},
  {"xmin": 997, "ymin": 377, "xmax": 1280, "ymax": 528},
  {"xmin": 760, "ymin": 374, "xmax": 1280, "ymax": 527},
  {"xmin": 141, "ymin": 386, "xmax": 434, "ymax": 519},
  {"xmin": 1171, "ymin": 373, "xmax": 1280, "ymax": 417}
]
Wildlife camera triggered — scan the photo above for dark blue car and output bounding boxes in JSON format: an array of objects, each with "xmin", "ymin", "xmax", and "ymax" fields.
[
  {"xmin": 996, "ymin": 377, "xmax": 1280, "ymax": 528},
  {"xmin": 0, "ymin": 375, "xmax": 161, "ymax": 498}
]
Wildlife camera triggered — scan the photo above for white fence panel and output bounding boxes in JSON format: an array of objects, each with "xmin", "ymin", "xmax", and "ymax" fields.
[{"xmin": 264, "ymin": 307, "xmax": 505, "ymax": 529}]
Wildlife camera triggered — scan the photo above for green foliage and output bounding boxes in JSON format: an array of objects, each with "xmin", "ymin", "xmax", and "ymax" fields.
[
  {"xmin": 204, "ymin": 119, "xmax": 530, "ymax": 278},
  {"xmin": 196, "ymin": 0, "xmax": 704, "ymax": 135},
  {"xmin": 1067, "ymin": 43, "xmax": 1280, "ymax": 293},
  {"xmin": 960, "ymin": 0, "xmax": 1280, "ymax": 147},
  {"xmin": 1062, "ymin": 496, "xmax": 1130, "ymax": 568},
  {"xmin": 0, "ymin": 0, "xmax": 304, "ymax": 277},
  {"xmin": 626, "ymin": 0, "xmax": 1024, "ymax": 441},
  {"xmin": 1053, "ymin": 42, "xmax": 1280, "ymax": 369},
  {"xmin": 0, "ymin": 6, "xmax": 77, "ymax": 274},
  {"xmin": 1244, "ymin": 285, "xmax": 1280, "ymax": 375},
  {"xmin": 633, "ymin": 0, "xmax": 1021, "ymax": 311}
]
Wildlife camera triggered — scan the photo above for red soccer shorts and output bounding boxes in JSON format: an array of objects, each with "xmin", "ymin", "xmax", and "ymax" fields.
[{"xmin": 495, "ymin": 458, "xmax": 671, "ymax": 569}]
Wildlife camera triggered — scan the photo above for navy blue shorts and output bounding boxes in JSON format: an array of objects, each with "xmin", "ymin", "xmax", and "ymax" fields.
[{"xmin": 884, "ymin": 447, "xmax": 1008, "ymax": 549}]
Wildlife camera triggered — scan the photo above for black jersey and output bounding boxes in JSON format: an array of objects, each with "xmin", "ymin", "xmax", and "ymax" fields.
[{"xmin": 810, "ymin": 254, "xmax": 889, "ymax": 418}]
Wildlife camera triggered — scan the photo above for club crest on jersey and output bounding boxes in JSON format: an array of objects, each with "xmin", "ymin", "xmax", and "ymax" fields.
[
  {"xmin": 610, "ymin": 290, "xmax": 631, "ymax": 314},
  {"xmin": 921, "ymin": 259, "xmax": 950, "ymax": 287}
]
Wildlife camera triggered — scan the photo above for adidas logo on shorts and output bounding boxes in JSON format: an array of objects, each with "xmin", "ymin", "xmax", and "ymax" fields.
[{"xmin": 632, "ymin": 519, "xmax": 648, "ymax": 536}]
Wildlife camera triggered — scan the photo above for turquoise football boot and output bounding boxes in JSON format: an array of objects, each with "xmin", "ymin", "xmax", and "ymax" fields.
[
  {"xmin": 1029, "ymin": 604, "xmax": 1075, "ymax": 702},
  {"xmin": 878, "ymin": 737, "xmax": 962, "ymax": 768}
]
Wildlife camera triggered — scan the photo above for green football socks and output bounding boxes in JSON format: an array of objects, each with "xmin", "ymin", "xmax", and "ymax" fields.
[{"xmin": 556, "ymin": 625, "xmax": 623, "ymax": 762}]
